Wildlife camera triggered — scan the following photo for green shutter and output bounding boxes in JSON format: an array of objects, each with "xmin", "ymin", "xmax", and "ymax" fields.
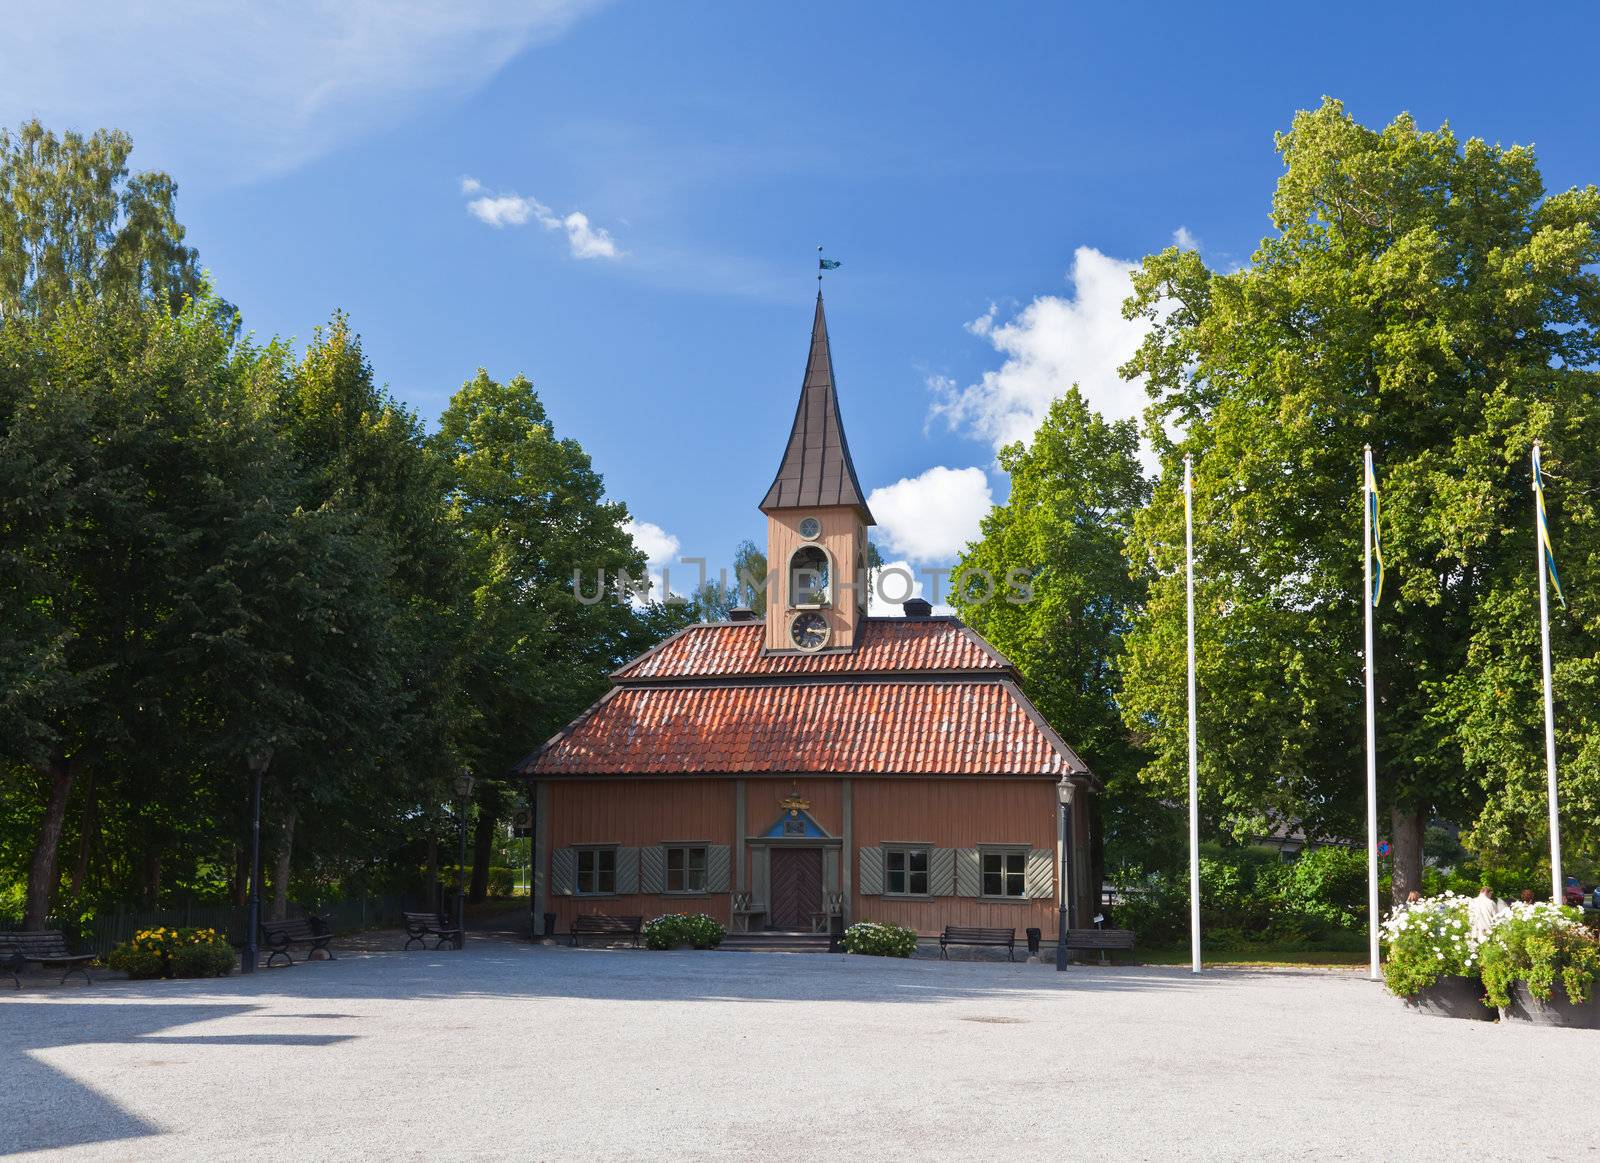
[
  {"xmin": 551, "ymin": 847, "xmax": 577, "ymax": 896},
  {"xmin": 706, "ymin": 845, "xmax": 731, "ymax": 892},
  {"xmin": 1026, "ymin": 848, "xmax": 1055, "ymax": 899},
  {"xmin": 955, "ymin": 848, "xmax": 981, "ymax": 897},
  {"xmin": 929, "ymin": 848, "xmax": 956, "ymax": 896},
  {"xmin": 615, "ymin": 847, "xmax": 640, "ymax": 895},
  {"xmin": 857, "ymin": 847, "xmax": 882, "ymax": 895},
  {"xmin": 640, "ymin": 846, "xmax": 666, "ymax": 894}
]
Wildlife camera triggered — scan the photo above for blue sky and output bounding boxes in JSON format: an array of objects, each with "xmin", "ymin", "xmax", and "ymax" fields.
[{"xmin": 8, "ymin": 1, "xmax": 1600, "ymax": 596}]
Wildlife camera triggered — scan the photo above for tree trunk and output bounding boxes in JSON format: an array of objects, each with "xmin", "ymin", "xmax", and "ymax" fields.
[
  {"xmin": 233, "ymin": 844, "xmax": 250, "ymax": 908},
  {"xmin": 142, "ymin": 849, "xmax": 162, "ymax": 908},
  {"xmin": 468, "ymin": 808, "xmax": 496, "ymax": 903},
  {"xmin": 68, "ymin": 766, "xmax": 98, "ymax": 902},
  {"xmin": 24, "ymin": 757, "xmax": 79, "ymax": 930},
  {"xmin": 270, "ymin": 805, "xmax": 296, "ymax": 921},
  {"xmin": 1389, "ymin": 807, "xmax": 1425, "ymax": 906}
]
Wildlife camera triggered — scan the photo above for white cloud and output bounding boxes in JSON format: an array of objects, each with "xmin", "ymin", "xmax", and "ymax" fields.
[
  {"xmin": 560, "ymin": 210, "xmax": 620, "ymax": 260},
  {"xmin": 623, "ymin": 520, "xmax": 679, "ymax": 569},
  {"xmin": 466, "ymin": 194, "xmax": 539, "ymax": 228},
  {"xmin": 462, "ymin": 179, "xmax": 622, "ymax": 260},
  {"xmin": 867, "ymin": 466, "xmax": 994, "ymax": 564},
  {"xmin": 932, "ymin": 245, "xmax": 1151, "ymax": 453},
  {"xmin": 0, "ymin": 1, "xmax": 605, "ymax": 185},
  {"xmin": 1173, "ymin": 226, "xmax": 1200, "ymax": 251}
]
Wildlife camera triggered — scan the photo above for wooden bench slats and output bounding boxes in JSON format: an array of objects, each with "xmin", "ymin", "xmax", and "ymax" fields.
[
  {"xmin": 1, "ymin": 929, "xmax": 94, "ymax": 986},
  {"xmin": 570, "ymin": 915, "xmax": 643, "ymax": 947},
  {"xmin": 259, "ymin": 915, "xmax": 335, "ymax": 968},
  {"xmin": 402, "ymin": 911, "xmax": 463, "ymax": 950},
  {"xmin": 1064, "ymin": 928, "xmax": 1136, "ymax": 950},
  {"xmin": 939, "ymin": 925, "xmax": 1016, "ymax": 962}
]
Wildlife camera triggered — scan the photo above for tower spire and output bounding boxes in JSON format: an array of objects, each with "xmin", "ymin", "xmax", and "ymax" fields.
[{"xmin": 759, "ymin": 291, "xmax": 873, "ymax": 520}]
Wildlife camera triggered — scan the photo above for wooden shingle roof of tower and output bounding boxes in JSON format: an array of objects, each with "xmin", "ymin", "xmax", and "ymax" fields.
[{"xmin": 759, "ymin": 292, "xmax": 875, "ymax": 523}]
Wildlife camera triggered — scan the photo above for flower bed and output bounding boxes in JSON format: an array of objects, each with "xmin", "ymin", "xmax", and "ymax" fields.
[
  {"xmin": 1379, "ymin": 892, "xmax": 1491, "ymax": 1016},
  {"xmin": 1479, "ymin": 901, "xmax": 1600, "ymax": 1026},
  {"xmin": 106, "ymin": 927, "xmax": 236, "ymax": 979},
  {"xmin": 841, "ymin": 921, "xmax": 917, "ymax": 958},
  {"xmin": 642, "ymin": 913, "xmax": 725, "ymax": 950}
]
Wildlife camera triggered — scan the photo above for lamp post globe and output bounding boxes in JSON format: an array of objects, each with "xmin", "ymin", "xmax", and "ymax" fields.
[
  {"xmin": 1055, "ymin": 775, "xmax": 1074, "ymax": 972},
  {"xmin": 454, "ymin": 768, "xmax": 474, "ymax": 950}
]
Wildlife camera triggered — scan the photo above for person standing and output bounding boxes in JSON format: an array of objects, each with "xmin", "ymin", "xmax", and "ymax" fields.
[{"xmin": 1468, "ymin": 885, "xmax": 1501, "ymax": 940}]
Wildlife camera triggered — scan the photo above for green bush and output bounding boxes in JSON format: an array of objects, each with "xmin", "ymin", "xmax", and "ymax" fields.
[
  {"xmin": 106, "ymin": 926, "xmax": 234, "ymax": 979},
  {"xmin": 642, "ymin": 913, "xmax": 725, "ymax": 950},
  {"xmin": 1114, "ymin": 845, "xmax": 1369, "ymax": 948},
  {"xmin": 172, "ymin": 940, "xmax": 237, "ymax": 977},
  {"xmin": 842, "ymin": 921, "xmax": 918, "ymax": 957},
  {"xmin": 1378, "ymin": 892, "xmax": 1476, "ymax": 998},
  {"xmin": 1479, "ymin": 902, "xmax": 1600, "ymax": 1008}
]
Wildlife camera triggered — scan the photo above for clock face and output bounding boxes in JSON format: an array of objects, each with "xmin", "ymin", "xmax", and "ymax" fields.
[
  {"xmin": 790, "ymin": 611, "xmax": 829, "ymax": 650},
  {"xmin": 798, "ymin": 516, "xmax": 821, "ymax": 540}
]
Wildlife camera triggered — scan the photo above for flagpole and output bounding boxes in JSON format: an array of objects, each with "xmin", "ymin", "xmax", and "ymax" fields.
[
  {"xmin": 1363, "ymin": 446, "xmax": 1380, "ymax": 982},
  {"xmin": 1184, "ymin": 454, "xmax": 1200, "ymax": 974},
  {"xmin": 1534, "ymin": 441, "xmax": 1562, "ymax": 905}
]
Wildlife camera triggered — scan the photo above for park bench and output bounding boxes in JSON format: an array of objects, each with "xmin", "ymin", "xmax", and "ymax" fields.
[
  {"xmin": 569, "ymin": 914, "xmax": 643, "ymax": 947},
  {"xmin": 1, "ymin": 929, "xmax": 95, "ymax": 987},
  {"xmin": 939, "ymin": 925, "xmax": 1016, "ymax": 961},
  {"xmin": 259, "ymin": 914, "xmax": 335, "ymax": 968},
  {"xmin": 402, "ymin": 911, "xmax": 463, "ymax": 951},
  {"xmin": 1065, "ymin": 927, "xmax": 1137, "ymax": 963}
]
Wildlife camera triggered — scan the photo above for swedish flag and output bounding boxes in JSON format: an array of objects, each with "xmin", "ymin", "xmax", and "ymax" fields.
[
  {"xmin": 1534, "ymin": 446, "xmax": 1566, "ymax": 608},
  {"xmin": 1366, "ymin": 457, "xmax": 1383, "ymax": 607}
]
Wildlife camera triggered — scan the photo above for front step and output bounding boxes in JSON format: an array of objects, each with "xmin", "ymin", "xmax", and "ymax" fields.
[{"xmin": 719, "ymin": 931, "xmax": 833, "ymax": 954}]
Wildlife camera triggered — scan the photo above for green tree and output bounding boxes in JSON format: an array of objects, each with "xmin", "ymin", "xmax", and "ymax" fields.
[
  {"xmin": 1118, "ymin": 99, "xmax": 1600, "ymax": 900},
  {"xmin": 951, "ymin": 389, "xmax": 1170, "ymax": 877},
  {"xmin": 0, "ymin": 120, "xmax": 209, "ymax": 320},
  {"xmin": 432, "ymin": 371, "xmax": 662, "ymax": 899}
]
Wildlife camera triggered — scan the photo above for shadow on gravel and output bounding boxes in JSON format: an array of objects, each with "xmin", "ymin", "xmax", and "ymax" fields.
[{"xmin": 0, "ymin": 1001, "xmax": 357, "ymax": 1155}]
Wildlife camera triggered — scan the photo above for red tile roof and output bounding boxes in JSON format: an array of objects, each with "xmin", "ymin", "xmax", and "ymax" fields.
[
  {"xmin": 613, "ymin": 618, "xmax": 1011, "ymax": 681},
  {"xmin": 523, "ymin": 680, "xmax": 1081, "ymax": 776}
]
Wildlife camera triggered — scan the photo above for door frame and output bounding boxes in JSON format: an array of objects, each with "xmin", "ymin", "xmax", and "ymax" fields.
[{"xmin": 748, "ymin": 838, "xmax": 840, "ymax": 931}]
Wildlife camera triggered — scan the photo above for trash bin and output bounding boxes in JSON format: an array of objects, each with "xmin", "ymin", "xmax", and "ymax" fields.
[
  {"xmin": 1026, "ymin": 927, "xmax": 1042, "ymax": 955},
  {"xmin": 543, "ymin": 912, "xmax": 557, "ymax": 939}
]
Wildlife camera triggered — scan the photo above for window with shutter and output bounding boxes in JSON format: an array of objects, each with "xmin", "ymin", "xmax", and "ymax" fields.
[
  {"xmin": 857, "ymin": 847, "xmax": 882, "ymax": 895},
  {"xmin": 615, "ymin": 847, "xmax": 640, "ymax": 895},
  {"xmin": 1025, "ymin": 848, "xmax": 1055, "ymax": 899},
  {"xmin": 929, "ymin": 848, "xmax": 956, "ymax": 896},
  {"xmin": 640, "ymin": 847, "xmax": 667, "ymax": 894},
  {"xmin": 955, "ymin": 848, "xmax": 981, "ymax": 897},
  {"xmin": 551, "ymin": 848, "xmax": 577, "ymax": 896},
  {"xmin": 706, "ymin": 844, "xmax": 731, "ymax": 893}
]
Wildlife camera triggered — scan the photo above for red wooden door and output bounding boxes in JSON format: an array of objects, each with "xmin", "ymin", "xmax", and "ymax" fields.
[{"xmin": 768, "ymin": 847, "xmax": 823, "ymax": 930}]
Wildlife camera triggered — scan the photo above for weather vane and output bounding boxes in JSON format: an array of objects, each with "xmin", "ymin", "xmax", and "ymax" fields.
[{"xmin": 818, "ymin": 244, "xmax": 840, "ymax": 285}]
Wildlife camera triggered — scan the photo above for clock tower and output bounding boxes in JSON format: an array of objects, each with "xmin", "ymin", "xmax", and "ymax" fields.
[{"xmin": 759, "ymin": 292, "xmax": 874, "ymax": 653}]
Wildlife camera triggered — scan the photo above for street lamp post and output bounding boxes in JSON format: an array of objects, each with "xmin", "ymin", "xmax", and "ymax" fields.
[
  {"xmin": 455, "ymin": 768, "xmax": 474, "ymax": 950},
  {"xmin": 242, "ymin": 747, "xmax": 273, "ymax": 975},
  {"xmin": 1055, "ymin": 775, "xmax": 1075, "ymax": 971}
]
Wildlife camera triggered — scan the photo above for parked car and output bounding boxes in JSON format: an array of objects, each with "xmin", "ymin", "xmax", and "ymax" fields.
[{"xmin": 1563, "ymin": 877, "xmax": 1584, "ymax": 907}]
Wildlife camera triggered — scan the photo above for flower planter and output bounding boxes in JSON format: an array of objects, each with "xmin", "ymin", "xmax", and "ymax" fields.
[
  {"xmin": 1499, "ymin": 983, "xmax": 1600, "ymax": 1029},
  {"xmin": 1402, "ymin": 975, "xmax": 1495, "ymax": 1021}
]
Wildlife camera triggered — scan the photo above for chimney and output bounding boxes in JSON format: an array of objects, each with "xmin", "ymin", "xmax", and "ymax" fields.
[
  {"xmin": 902, "ymin": 598, "xmax": 933, "ymax": 619},
  {"xmin": 728, "ymin": 606, "xmax": 758, "ymax": 622}
]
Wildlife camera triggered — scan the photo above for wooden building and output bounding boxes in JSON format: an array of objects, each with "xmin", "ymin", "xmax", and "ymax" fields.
[{"xmin": 519, "ymin": 294, "xmax": 1095, "ymax": 939}]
